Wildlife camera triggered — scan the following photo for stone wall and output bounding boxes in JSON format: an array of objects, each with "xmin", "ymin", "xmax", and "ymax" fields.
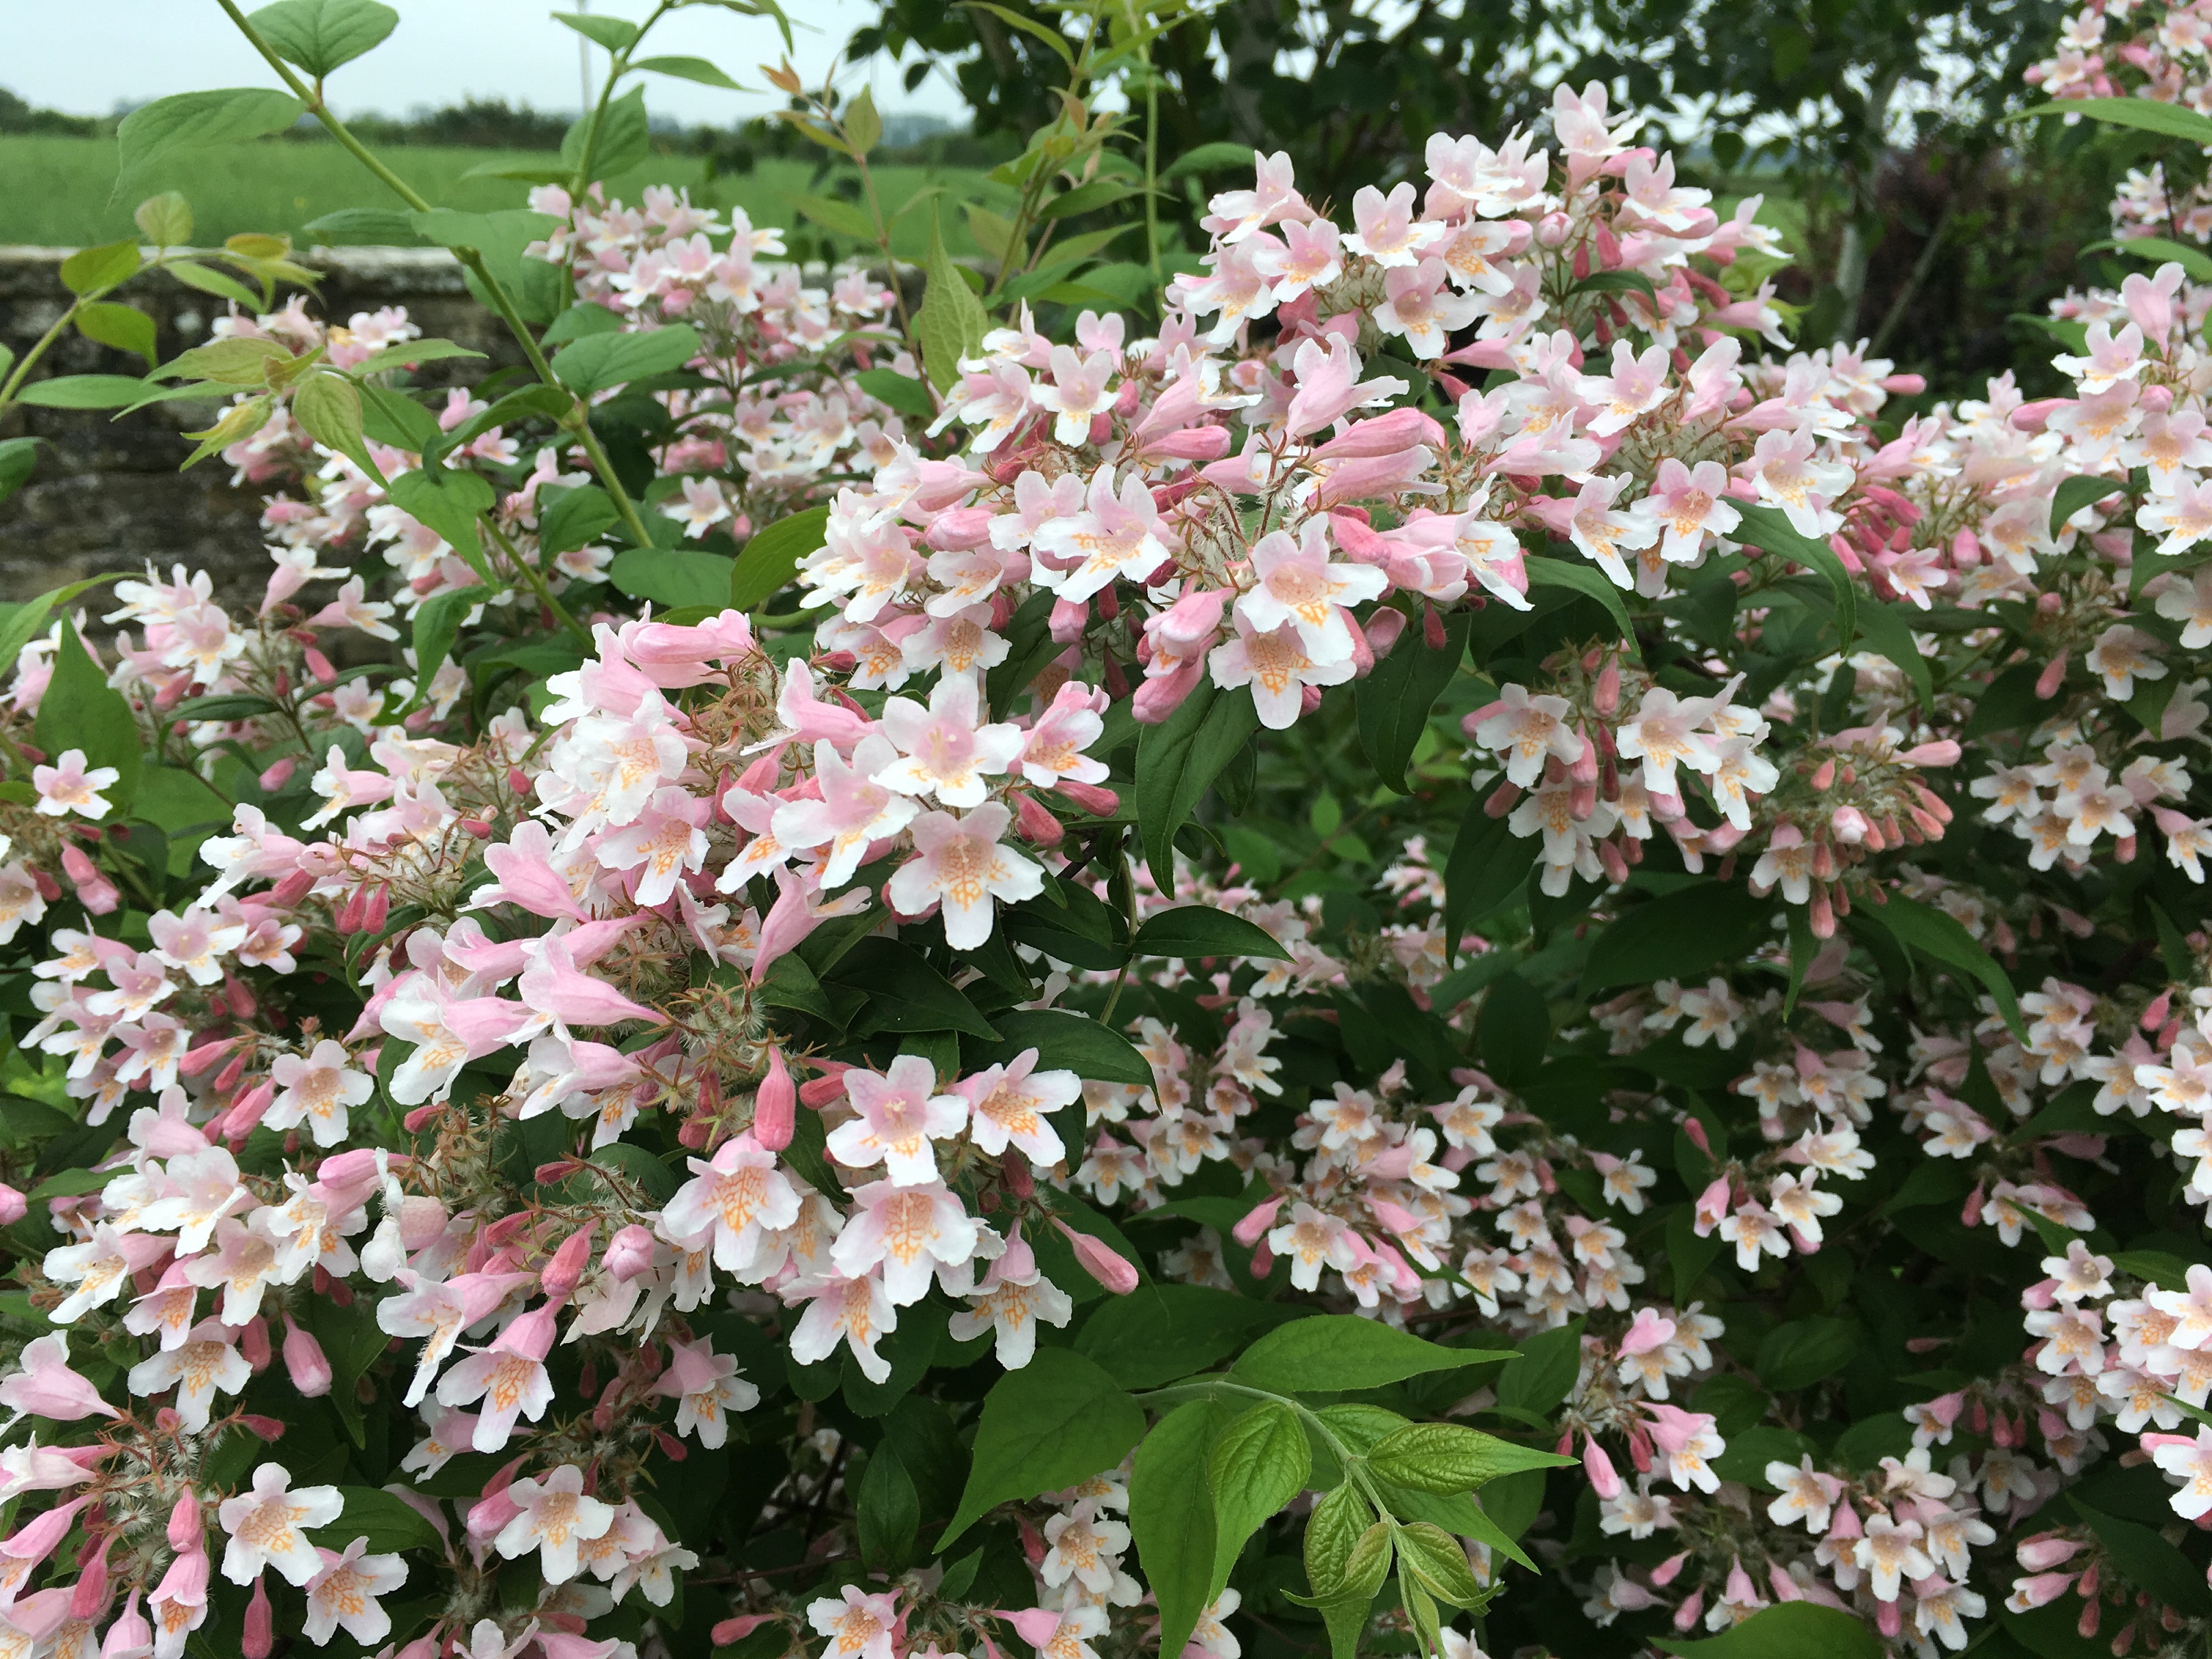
[{"xmin": 0, "ymin": 246, "xmax": 527, "ymax": 611}]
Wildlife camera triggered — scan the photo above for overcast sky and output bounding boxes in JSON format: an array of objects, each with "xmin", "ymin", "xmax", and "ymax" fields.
[{"xmin": 6, "ymin": 0, "xmax": 969, "ymax": 123}]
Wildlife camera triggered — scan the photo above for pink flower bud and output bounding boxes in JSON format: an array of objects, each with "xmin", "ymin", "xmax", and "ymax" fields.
[
  {"xmin": 257, "ymin": 756, "xmax": 297, "ymax": 792},
  {"xmin": 281, "ymin": 1318, "xmax": 332, "ymax": 1397},
  {"xmin": 267, "ymin": 868, "xmax": 316, "ymax": 908},
  {"xmin": 2036, "ymin": 653, "xmax": 2069, "ymax": 699},
  {"xmin": 1052, "ymin": 780, "xmax": 1120, "ymax": 816},
  {"xmin": 57, "ymin": 845, "xmax": 117, "ymax": 915},
  {"xmin": 1583, "ymin": 1435, "xmax": 1622, "ymax": 1498},
  {"xmin": 1233, "ymin": 1194, "xmax": 1286, "ymax": 1248},
  {"xmin": 243, "ymin": 1575, "xmax": 273, "ymax": 1659},
  {"xmin": 533, "ymin": 1223, "xmax": 592, "ymax": 1301},
  {"xmin": 2012, "ymin": 1571, "xmax": 2080, "ymax": 1609},
  {"xmin": 1011, "ymin": 790, "xmax": 1065, "ymax": 847},
  {"xmin": 3, "ymin": 1498, "xmax": 89, "ymax": 1568},
  {"xmin": 753, "ymin": 1048, "xmax": 796, "ymax": 1152},
  {"xmin": 605, "ymin": 1224, "xmax": 657, "ymax": 1282},
  {"xmin": 239, "ymin": 1318, "xmax": 271, "ymax": 1371},
  {"xmin": 1364, "ymin": 606, "xmax": 1408, "ymax": 659},
  {"xmin": 165, "ymin": 1491, "xmax": 200, "ymax": 1552},
  {"xmin": 1053, "ymin": 1219, "xmax": 1139, "ymax": 1294},
  {"xmin": 0, "ymin": 1183, "xmax": 25, "ymax": 1227},
  {"xmin": 101, "ymin": 1591, "xmax": 150, "ymax": 1659},
  {"xmin": 68, "ymin": 1533, "xmax": 112, "ymax": 1621}
]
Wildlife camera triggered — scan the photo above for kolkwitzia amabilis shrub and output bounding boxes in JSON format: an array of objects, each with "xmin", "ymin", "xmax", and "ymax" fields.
[{"xmin": 0, "ymin": 3, "xmax": 2210, "ymax": 1659}]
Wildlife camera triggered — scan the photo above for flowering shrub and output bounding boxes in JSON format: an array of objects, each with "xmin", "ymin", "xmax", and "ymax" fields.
[{"xmin": 3, "ymin": 1, "xmax": 2212, "ymax": 1658}]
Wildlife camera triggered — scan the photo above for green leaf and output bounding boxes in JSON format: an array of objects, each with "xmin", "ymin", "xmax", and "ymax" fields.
[
  {"xmin": 60, "ymin": 241, "xmax": 142, "ymax": 299},
  {"xmin": 1854, "ymin": 599, "xmax": 1932, "ymax": 709},
  {"xmin": 2049, "ymin": 472, "xmax": 2121, "ymax": 537},
  {"xmin": 134, "ymin": 191, "xmax": 194, "ymax": 246},
  {"xmin": 551, "ymin": 325, "xmax": 701, "ymax": 395},
  {"xmin": 0, "ymin": 438, "xmax": 36, "ymax": 507},
  {"xmin": 1477, "ymin": 971, "xmax": 1548, "ymax": 1087},
  {"xmin": 784, "ymin": 192, "xmax": 881, "ymax": 242},
  {"xmin": 1356, "ymin": 609, "xmax": 1470, "ymax": 792},
  {"xmin": 409, "ymin": 585, "xmax": 486, "ymax": 690},
  {"xmin": 856, "ymin": 1444, "xmax": 921, "ymax": 1571},
  {"xmin": 1041, "ymin": 179, "xmax": 1143, "ymax": 221},
  {"xmin": 1573, "ymin": 268, "xmax": 1661, "ymax": 306},
  {"xmin": 0, "ymin": 577, "xmax": 121, "ymax": 688},
  {"xmin": 1162, "ymin": 141, "xmax": 1258, "ymax": 180},
  {"xmin": 1395, "ymin": 1521, "xmax": 1489, "ymax": 1609},
  {"xmin": 825, "ymin": 938, "xmax": 1001, "ymax": 1040},
  {"xmin": 13, "ymin": 376, "xmax": 153, "ymax": 409},
  {"xmin": 563, "ymin": 85, "xmax": 651, "ymax": 183},
  {"xmin": 1135, "ymin": 680, "xmax": 1260, "ymax": 888},
  {"xmin": 1442, "ymin": 797, "xmax": 1537, "ymax": 961},
  {"xmin": 552, "ymin": 8, "xmax": 640, "ymax": 49},
  {"xmin": 1525, "ymin": 556, "xmax": 1634, "ymax": 641},
  {"xmin": 919, "ymin": 213, "xmax": 992, "ymax": 393},
  {"xmin": 1653, "ymin": 1601, "xmax": 1882, "ymax": 1658},
  {"xmin": 1364, "ymin": 1423, "xmax": 1574, "ymax": 1493},
  {"xmin": 733, "ymin": 505, "xmax": 830, "ymax": 609},
  {"xmin": 2113, "ymin": 1248, "xmax": 2192, "ymax": 1292},
  {"xmin": 302, "ymin": 1292, "xmax": 389, "ymax": 1444},
  {"xmin": 289, "ymin": 372, "xmax": 367, "ymax": 465},
  {"xmin": 1129, "ymin": 905, "xmax": 1290, "ymax": 962},
  {"xmin": 539, "ymin": 484, "xmax": 622, "ymax": 559},
  {"xmin": 1580, "ymin": 880, "xmax": 1769, "ymax": 993},
  {"xmin": 630, "ymin": 53, "xmax": 745, "ymax": 90},
  {"xmin": 610, "ymin": 546, "xmax": 734, "ymax": 611},
  {"xmin": 940, "ymin": 1348, "xmax": 1145, "ymax": 1547},
  {"xmin": 302, "ymin": 207, "xmax": 422, "ymax": 245},
  {"xmin": 134, "ymin": 766, "xmax": 229, "ymax": 834},
  {"xmin": 115, "ymin": 90, "xmax": 306, "ymax": 195},
  {"xmin": 1731, "ymin": 500, "xmax": 1858, "ymax": 655},
  {"xmin": 2114, "ymin": 234, "xmax": 2212, "ymax": 282},
  {"xmin": 1866, "ymin": 893, "xmax": 2026, "ymax": 1041},
  {"xmin": 2022, "ymin": 95, "xmax": 2212, "ymax": 145},
  {"xmin": 1208, "ymin": 1401, "xmax": 1311, "ymax": 1598},
  {"xmin": 1753, "ymin": 1318, "xmax": 1861, "ymax": 1391},
  {"xmin": 1494, "ymin": 1319, "xmax": 1584, "ymax": 1418},
  {"xmin": 2073, "ymin": 1494, "xmax": 2212, "ymax": 1613},
  {"xmin": 385, "ymin": 464, "xmax": 495, "ymax": 579},
  {"xmin": 163, "ymin": 259, "xmax": 269, "ymax": 312},
  {"xmin": 32, "ymin": 620, "xmax": 141, "ymax": 821},
  {"xmin": 343, "ymin": 338, "xmax": 488, "ymax": 379},
  {"xmin": 962, "ymin": 1007, "xmax": 1150, "ymax": 1089},
  {"xmin": 1232, "ymin": 1316, "xmax": 1511, "ymax": 1394},
  {"xmin": 1074, "ymin": 1285, "xmax": 1303, "ymax": 1388},
  {"xmin": 311, "ymin": 1486, "xmax": 442, "ymax": 1554},
  {"xmin": 959, "ymin": 0, "xmax": 1076, "ymax": 66},
  {"xmin": 1131, "ymin": 1400, "xmax": 1225, "ymax": 1659},
  {"xmin": 250, "ymin": 0, "xmax": 400, "ymax": 75},
  {"xmin": 855, "ymin": 367, "xmax": 935, "ymax": 420}
]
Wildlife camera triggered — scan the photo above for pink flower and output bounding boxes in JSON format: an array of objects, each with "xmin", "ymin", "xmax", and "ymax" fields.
[
  {"xmin": 885, "ymin": 803, "xmax": 1043, "ymax": 948},
  {"xmin": 874, "ymin": 675, "xmax": 1026, "ymax": 809},
  {"xmin": 955, "ymin": 1048, "xmax": 1079, "ymax": 1166},
  {"xmin": 662, "ymin": 1133, "xmax": 803, "ymax": 1276},
  {"xmin": 217, "ymin": 1465, "xmax": 344, "ymax": 1586},
  {"xmin": 1031, "ymin": 465, "xmax": 1176, "ymax": 601},
  {"xmin": 1207, "ymin": 614, "xmax": 1356, "ymax": 730},
  {"xmin": 492, "ymin": 1464, "xmax": 614, "ymax": 1584},
  {"xmin": 806, "ymin": 1585, "xmax": 902, "ymax": 1659},
  {"xmin": 31, "ymin": 750, "xmax": 120, "ymax": 821},
  {"xmin": 832, "ymin": 1179, "xmax": 984, "ymax": 1303},
  {"xmin": 1235, "ymin": 522, "xmax": 1388, "ymax": 665},
  {"xmin": 828, "ymin": 1056, "xmax": 969, "ymax": 1186},
  {"xmin": 0, "ymin": 1335, "xmax": 116, "ymax": 1424}
]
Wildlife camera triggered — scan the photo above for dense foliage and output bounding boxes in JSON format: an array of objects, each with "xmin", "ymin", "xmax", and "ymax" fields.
[{"xmin": 3, "ymin": 3, "xmax": 2212, "ymax": 1659}]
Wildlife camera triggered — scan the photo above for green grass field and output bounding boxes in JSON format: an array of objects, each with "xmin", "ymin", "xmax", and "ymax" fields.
[{"xmin": 0, "ymin": 134, "xmax": 1001, "ymax": 258}]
